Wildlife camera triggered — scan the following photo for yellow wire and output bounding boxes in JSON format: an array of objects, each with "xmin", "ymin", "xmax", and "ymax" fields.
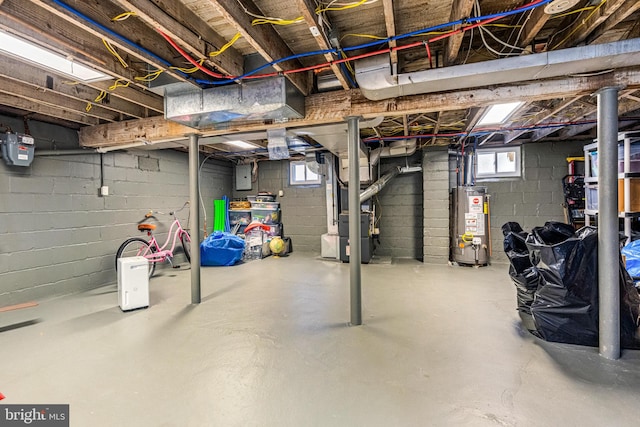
[
  {"xmin": 111, "ymin": 11, "xmax": 137, "ymax": 22},
  {"xmin": 483, "ymin": 24, "xmax": 522, "ymax": 29},
  {"xmin": 134, "ymin": 69, "xmax": 164, "ymax": 82},
  {"xmin": 210, "ymin": 33, "xmax": 242, "ymax": 57},
  {"xmin": 170, "ymin": 59, "xmax": 205, "ymax": 74},
  {"xmin": 85, "ymin": 102, "xmax": 92, "ymax": 113},
  {"xmin": 551, "ymin": 0, "xmax": 606, "ymax": 49},
  {"xmin": 316, "ymin": 0, "xmax": 368, "ymax": 13},
  {"xmin": 108, "ymin": 79, "xmax": 130, "ymax": 91},
  {"xmin": 340, "ymin": 33, "xmax": 386, "ymax": 42},
  {"xmin": 549, "ymin": 6, "xmax": 596, "ymax": 20},
  {"xmin": 94, "ymin": 90, "xmax": 107, "ymax": 103},
  {"xmin": 252, "ymin": 17, "xmax": 303, "ymax": 26},
  {"xmin": 63, "ymin": 81, "xmax": 80, "ymax": 85},
  {"xmin": 102, "ymin": 39, "xmax": 128, "ymax": 69}
]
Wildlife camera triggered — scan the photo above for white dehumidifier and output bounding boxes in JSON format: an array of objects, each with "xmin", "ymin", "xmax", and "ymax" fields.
[{"xmin": 117, "ymin": 256, "xmax": 150, "ymax": 311}]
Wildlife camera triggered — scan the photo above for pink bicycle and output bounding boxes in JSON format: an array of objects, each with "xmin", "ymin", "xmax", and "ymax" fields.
[{"xmin": 115, "ymin": 202, "xmax": 191, "ymax": 277}]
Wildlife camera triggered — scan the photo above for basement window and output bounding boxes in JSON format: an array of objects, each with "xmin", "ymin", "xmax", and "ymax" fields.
[
  {"xmin": 289, "ymin": 160, "xmax": 322, "ymax": 186},
  {"xmin": 476, "ymin": 146, "xmax": 521, "ymax": 178}
]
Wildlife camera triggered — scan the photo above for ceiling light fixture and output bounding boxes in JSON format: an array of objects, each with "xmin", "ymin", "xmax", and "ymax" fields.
[
  {"xmin": 0, "ymin": 30, "xmax": 110, "ymax": 82},
  {"xmin": 224, "ymin": 140, "xmax": 258, "ymax": 149},
  {"xmin": 544, "ymin": 0, "xmax": 580, "ymax": 15},
  {"xmin": 476, "ymin": 102, "xmax": 524, "ymax": 126}
]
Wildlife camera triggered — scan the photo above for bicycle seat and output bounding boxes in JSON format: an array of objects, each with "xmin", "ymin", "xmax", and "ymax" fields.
[{"xmin": 138, "ymin": 223, "xmax": 156, "ymax": 231}]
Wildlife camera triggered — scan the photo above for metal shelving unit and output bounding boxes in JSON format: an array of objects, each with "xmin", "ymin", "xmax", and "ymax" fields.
[{"xmin": 584, "ymin": 131, "xmax": 640, "ymax": 243}]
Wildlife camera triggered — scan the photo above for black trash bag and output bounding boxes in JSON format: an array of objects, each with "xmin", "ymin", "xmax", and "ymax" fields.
[
  {"xmin": 502, "ymin": 222, "xmax": 540, "ymax": 330},
  {"xmin": 524, "ymin": 222, "xmax": 640, "ymax": 348},
  {"xmin": 526, "ymin": 225, "xmax": 599, "ymax": 346}
]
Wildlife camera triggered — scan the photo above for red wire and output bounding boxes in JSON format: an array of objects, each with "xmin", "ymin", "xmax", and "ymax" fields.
[
  {"xmin": 158, "ymin": 0, "xmax": 547, "ymax": 83},
  {"xmin": 157, "ymin": 30, "xmax": 225, "ymax": 78}
]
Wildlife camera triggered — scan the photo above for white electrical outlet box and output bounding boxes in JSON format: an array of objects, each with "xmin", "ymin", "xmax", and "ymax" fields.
[{"xmin": 100, "ymin": 185, "xmax": 109, "ymax": 196}]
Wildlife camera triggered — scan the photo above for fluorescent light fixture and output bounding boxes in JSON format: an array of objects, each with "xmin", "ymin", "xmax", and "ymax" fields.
[
  {"xmin": 477, "ymin": 102, "xmax": 524, "ymax": 126},
  {"xmin": 224, "ymin": 140, "xmax": 257, "ymax": 149},
  {"xmin": 0, "ymin": 30, "xmax": 110, "ymax": 82}
]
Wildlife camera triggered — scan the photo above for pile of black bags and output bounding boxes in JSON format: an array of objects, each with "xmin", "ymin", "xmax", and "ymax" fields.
[{"xmin": 502, "ymin": 221, "xmax": 640, "ymax": 348}]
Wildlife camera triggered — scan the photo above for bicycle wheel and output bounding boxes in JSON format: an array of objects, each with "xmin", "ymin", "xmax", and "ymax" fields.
[
  {"xmin": 180, "ymin": 231, "xmax": 191, "ymax": 263},
  {"xmin": 115, "ymin": 238, "xmax": 156, "ymax": 278}
]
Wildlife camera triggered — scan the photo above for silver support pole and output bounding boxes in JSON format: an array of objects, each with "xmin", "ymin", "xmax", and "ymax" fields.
[
  {"xmin": 347, "ymin": 116, "xmax": 362, "ymax": 326},
  {"xmin": 596, "ymin": 87, "xmax": 620, "ymax": 359},
  {"xmin": 188, "ymin": 134, "xmax": 201, "ymax": 304}
]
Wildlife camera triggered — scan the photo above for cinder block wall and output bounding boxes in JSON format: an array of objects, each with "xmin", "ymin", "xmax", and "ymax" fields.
[
  {"xmin": 374, "ymin": 153, "xmax": 423, "ymax": 259},
  {"xmin": 232, "ymin": 159, "xmax": 327, "ymax": 253},
  {"xmin": 0, "ymin": 116, "xmax": 232, "ymax": 304},
  {"xmin": 482, "ymin": 140, "xmax": 584, "ymax": 262},
  {"xmin": 423, "ymin": 146, "xmax": 450, "ymax": 264}
]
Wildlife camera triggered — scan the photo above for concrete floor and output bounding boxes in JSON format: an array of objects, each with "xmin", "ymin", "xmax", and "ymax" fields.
[{"xmin": 2, "ymin": 253, "xmax": 640, "ymax": 426}]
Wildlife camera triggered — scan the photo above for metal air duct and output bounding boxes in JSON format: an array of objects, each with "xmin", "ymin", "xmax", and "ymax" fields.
[
  {"xmin": 355, "ymin": 38, "xmax": 640, "ymax": 101},
  {"xmin": 164, "ymin": 77, "xmax": 305, "ymax": 129}
]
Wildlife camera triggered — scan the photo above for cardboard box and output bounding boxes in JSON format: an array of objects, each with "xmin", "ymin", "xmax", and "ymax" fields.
[{"xmin": 617, "ymin": 179, "xmax": 640, "ymax": 212}]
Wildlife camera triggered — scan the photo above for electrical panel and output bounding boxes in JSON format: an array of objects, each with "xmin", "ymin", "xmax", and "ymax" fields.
[
  {"xmin": 235, "ymin": 164, "xmax": 252, "ymax": 190},
  {"xmin": 1, "ymin": 133, "xmax": 35, "ymax": 167}
]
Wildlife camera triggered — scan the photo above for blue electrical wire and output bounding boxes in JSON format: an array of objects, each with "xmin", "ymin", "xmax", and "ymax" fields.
[
  {"xmin": 53, "ymin": 0, "xmax": 553, "ymax": 87},
  {"xmin": 51, "ymin": 0, "xmax": 190, "ymax": 79}
]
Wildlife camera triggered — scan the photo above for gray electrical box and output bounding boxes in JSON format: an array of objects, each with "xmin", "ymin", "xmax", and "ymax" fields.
[
  {"xmin": 235, "ymin": 164, "xmax": 252, "ymax": 190},
  {"xmin": 1, "ymin": 133, "xmax": 35, "ymax": 167}
]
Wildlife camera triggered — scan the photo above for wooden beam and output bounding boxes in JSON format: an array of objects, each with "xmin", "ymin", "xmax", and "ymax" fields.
[
  {"xmin": 623, "ymin": 93, "xmax": 640, "ymax": 103},
  {"xmin": 518, "ymin": 6, "xmax": 550, "ymax": 48},
  {"xmin": 293, "ymin": 0, "xmax": 350, "ymax": 90},
  {"xmin": 431, "ymin": 112, "xmax": 441, "ymax": 145},
  {"xmin": 88, "ymin": 81, "xmax": 163, "ymax": 115},
  {"xmin": 0, "ymin": 55, "xmax": 148, "ymax": 119},
  {"xmin": 559, "ymin": 89, "xmax": 638, "ymax": 138},
  {"xmin": 382, "ymin": 0, "xmax": 398, "ymax": 66},
  {"xmin": 0, "ymin": 78, "xmax": 118, "ymax": 122},
  {"xmin": 110, "ymin": 0, "xmax": 243, "ymax": 76},
  {"xmin": 0, "ymin": 93, "xmax": 99, "ymax": 126},
  {"xmin": 28, "ymin": 0, "xmax": 195, "ymax": 84},
  {"xmin": 552, "ymin": 0, "xmax": 626, "ymax": 49},
  {"xmin": 587, "ymin": 0, "xmax": 640, "ymax": 44},
  {"xmin": 504, "ymin": 96, "xmax": 583, "ymax": 143},
  {"xmin": 445, "ymin": 0, "xmax": 475, "ymax": 65},
  {"xmin": 0, "ymin": 3, "xmax": 164, "ymax": 114},
  {"xmin": 204, "ymin": 0, "xmax": 310, "ymax": 95},
  {"xmin": 80, "ymin": 69, "xmax": 640, "ymax": 148},
  {"xmin": 0, "ymin": 3, "xmax": 143, "ymax": 88}
]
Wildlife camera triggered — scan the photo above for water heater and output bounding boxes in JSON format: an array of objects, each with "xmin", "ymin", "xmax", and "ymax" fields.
[{"xmin": 451, "ymin": 186, "xmax": 490, "ymax": 266}]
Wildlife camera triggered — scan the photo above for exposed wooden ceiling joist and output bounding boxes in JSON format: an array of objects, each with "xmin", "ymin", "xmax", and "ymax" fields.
[
  {"xmin": 445, "ymin": 0, "xmax": 475, "ymax": 65},
  {"xmin": 0, "ymin": 78, "xmax": 119, "ymax": 122},
  {"xmin": 504, "ymin": 96, "xmax": 584, "ymax": 144},
  {"xmin": 204, "ymin": 0, "xmax": 310, "ymax": 95},
  {"xmin": 0, "ymin": 2, "xmax": 143, "ymax": 88},
  {"xmin": 587, "ymin": 0, "xmax": 640, "ymax": 44},
  {"xmin": 552, "ymin": 0, "xmax": 626, "ymax": 49},
  {"xmin": 28, "ymin": 0, "xmax": 196, "ymax": 85},
  {"xmin": 110, "ymin": 0, "xmax": 244, "ymax": 77},
  {"xmin": 382, "ymin": 0, "xmax": 398, "ymax": 67},
  {"xmin": 518, "ymin": 6, "xmax": 550, "ymax": 48},
  {"xmin": 79, "ymin": 69, "xmax": 640, "ymax": 147},
  {"xmin": 559, "ymin": 89, "xmax": 638, "ymax": 138},
  {"xmin": 89, "ymin": 80, "xmax": 163, "ymax": 115},
  {"xmin": 293, "ymin": 0, "xmax": 350, "ymax": 90},
  {"xmin": 0, "ymin": 56, "xmax": 148, "ymax": 120},
  {"xmin": 0, "ymin": 93, "xmax": 99, "ymax": 126}
]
